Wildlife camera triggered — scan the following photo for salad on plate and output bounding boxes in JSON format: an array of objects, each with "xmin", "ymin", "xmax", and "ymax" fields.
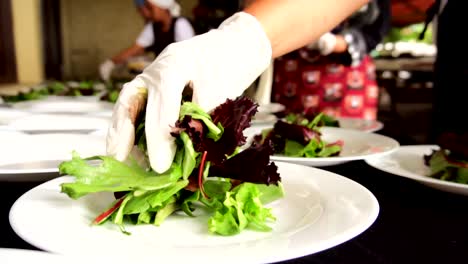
[
  {"xmin": 59, "ymin": 96, "xmax": 284, "ymax": 236},
  {"xmin": 252, "ymin": 112, "xmax": 343, "ymax": 158},
  {"xmin": 424, "ymin": 133, "xmax": 468, "ymax": 184}
]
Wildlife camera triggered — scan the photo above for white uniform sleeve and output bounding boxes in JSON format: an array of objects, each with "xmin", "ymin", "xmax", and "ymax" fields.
[
  {"xmin": 174, "ymin": 18, "xmax": 195, "ymax": 42},
  {"xmin": 135, "ymin": 23, "xmax": 154, "ymax": 48}
]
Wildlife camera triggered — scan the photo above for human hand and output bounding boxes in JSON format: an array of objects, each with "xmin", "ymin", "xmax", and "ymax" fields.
[
  {"xmin": 99, "ymin": 60, "xmax": 115, "ymax": 82},
  {"xmin": 106, "ymin": 12, "xmax": 272, "ymax": 173}
]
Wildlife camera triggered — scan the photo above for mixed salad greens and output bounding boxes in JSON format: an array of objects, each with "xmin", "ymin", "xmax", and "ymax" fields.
[
  {"xmin": 285, "ymin": 112, "xmax": 340, "ymax": 128},
  {"xmin": 59, "ymin": 96, "xmax": 283, "ymax": 236},
  {"xmin": 253, "ymin": 112, "xmax": 343, "ymax": 158},
  {"xmin": 424, "ymin": 133, "xmax": 468, "ymax": 184}
]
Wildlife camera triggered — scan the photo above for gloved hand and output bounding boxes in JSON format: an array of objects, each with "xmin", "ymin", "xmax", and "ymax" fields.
[
  {"xmin": 106, "ymin": 12, "xmax": 272, "ymax": 173},
  {"xmin": 317, "ymin": 32, "xmax": 337, "ymax": 56},
  {"xmin": 99, "ymin": 60, "xmax": 115, "ymax": 82}
]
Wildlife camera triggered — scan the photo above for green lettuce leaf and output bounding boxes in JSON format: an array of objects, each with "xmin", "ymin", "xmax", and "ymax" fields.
[
  {"xmin": 428, "ymin": 150, "xmax": 468, "ymax": 183},
  {"xmin": 60, "ymin": 152, "xmax": 182, "ymax": 199},
  {"xmin": 208, "ymin": 182, "xmax": 280, "ymax": 236},
  {"xmin": 179, "ymin": 102, "xmax": 223, "ymax": 141}
]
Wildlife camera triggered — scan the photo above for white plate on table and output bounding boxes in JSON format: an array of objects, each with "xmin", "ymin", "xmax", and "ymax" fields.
[
  {"xmin": 0, "ymin": 114, "xmax": 110, "ymax": 133},
  {"xmin": 258, "ymin": 103, "xmax": 285, "ymax": 114},
  {"xmin": 0, "ymin": 248, "xmax": 113, "ymax": 264},
  {"xmin": 0, "ymin": 108, "xmax": 30, "ymax": 125},
  {"xmin": 9, "ymin": 162, "xmax": 379, "ymax": 263},
  {"xmin": 252, "ymin": 112, "xmax": 277, "ymax": 125},
  {"xmin": 244, "ymin": 125, "xmax": 400, "ymax": 167},
  {"xmin": 12, "ymin": 99, "xmax": 113, "ymax": 114},
  {"xmin": 0, "ymin": 248, "xmax": 75, "ymax": 264},
  {"xmin": 45, "ymin": 95, "xmax": 101, "ymax": 102},
  {"xmin": 0, "ymin": 133, "xmax": 106, "ymax": 181},
  {"xmin": 337, "ymin": 117, "xmax": 384, "ymax": 133},
  {"xmin": 365, "ymin": 145, "xmax": 468, "ymax": 196}
]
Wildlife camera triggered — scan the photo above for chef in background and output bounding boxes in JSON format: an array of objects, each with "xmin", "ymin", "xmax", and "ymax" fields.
[
  {"xmin": 134, "ymin": 0, "xmax": 151, "ymax": 23},
  {"xmin": 99, "ymin": 0, "xmax": 195, "ymax": 81}
]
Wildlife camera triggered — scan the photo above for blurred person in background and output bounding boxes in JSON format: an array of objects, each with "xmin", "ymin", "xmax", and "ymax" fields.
[
  {"xmin": 272, "ymin": 0, "xmax": 391, "ymax": 120},
  {"xmin": 99, "ymin": 0, "xmax": 195, "ymax": 81},
  {"xmin": 135, "ymin": 0, "xmax": 151, "ymax": 23}
]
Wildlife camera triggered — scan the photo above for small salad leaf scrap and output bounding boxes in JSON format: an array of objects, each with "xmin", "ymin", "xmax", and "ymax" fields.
[
  {"xmin": 424, "ymin": 132, "xmax": 468, "ymax": 184},
  {"xmin": 254, "ymin": 112, "xmax": 343, "ymax": 158},
  {"xmin": 60, "ymin": 96, "xmax": 283, "ymax": 236}
]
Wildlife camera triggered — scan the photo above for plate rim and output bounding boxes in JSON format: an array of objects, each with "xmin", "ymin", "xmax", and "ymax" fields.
[
  {"xmin": 247, "ymin": 126, "xmax": 400, "ymax": 165},
  {"xmin": 0, "ymin": 133, "xmax": 105, "ymax": 179},
  {"xmin": 9, "ymin": 161, "xmax": 379, "ymax": 262},
  {"xmin": 11, "ymin": 100, "xmax": 114, "ymax": 113},
  {"xmin": 335, "ymin": 117, "xmax": 384, "ymax": 133},
  {"xmin": 4, "ymin": 114, "xmax": 110, "ymax": 132},
  {"xmin": 365, "ymin": 144, "xmax": 468, "ymax": 190}
]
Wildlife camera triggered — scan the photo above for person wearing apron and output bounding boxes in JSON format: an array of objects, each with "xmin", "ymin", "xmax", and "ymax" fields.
[
  {"xmin": 272, "ymin": 0, "xmax": 391, "ymax": 120},
  {"xmin": 99, "ymin": 0, "xmax": 195, "ymax": 81}
]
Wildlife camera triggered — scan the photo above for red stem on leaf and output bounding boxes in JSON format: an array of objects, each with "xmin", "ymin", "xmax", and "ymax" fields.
[
  {"xmin": 198, "ymin": 151, "xmax": 209, "ymax": 199},
  {"xmin": 443, "ymin": 152, "xmax": 468, "ymax": 168},
  {"xmin": 92, "ymin": 197, "xmax": 125, "ymax": 225}
]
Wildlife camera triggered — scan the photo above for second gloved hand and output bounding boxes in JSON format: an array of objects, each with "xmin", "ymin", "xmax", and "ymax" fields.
[
  {"xmin": 106, "ymin": 12, "xmax": 272, "ymax": 173},
  {"xmin": 317, "ymin": 32, "xmax": 337, "ymax": 56},
  {"xmin": 99, "ymin": 60, "xmax": 115, "ymax": 82}
]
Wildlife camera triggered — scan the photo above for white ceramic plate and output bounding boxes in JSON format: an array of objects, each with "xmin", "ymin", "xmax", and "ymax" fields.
[
  {"xmin": 0, "ymin": 248, "xmax": 74, "ymax": 264},
  {"xmin": 1, "ymin": 114, "xmax": 110, "ymax": 133},
  {"xmin": 45, "ymin": 95, "xmax": 100, "ymax": 102},
  {"xmin": 337, "ymin": 118, "xmax": 384, "ymax": 133},
  {"xmin": 244, "ymin": 125, "xmax": 400, "ymax": 167},
  {"xmin": 0, "ymin": 133, "xmax": 106, "ymax": 181},
  {"xmin": 9, "ymin": 162, "xmax": 379, "ymax": 263},
  {"xmin": 12, "ymin": 99, "xmax": 113, "ymax": 114},
  {"xmin": 258, "ymin": 103, "xmax": 285, "ymax": 114},
  {"xmin": 87, "ymin": 110, "xmax": 113, "ymax": 118},
  {"xmin": 0, "ymin": 248, "xmax": 113, "ymax": 264},
  {"xmin": 365, "ymin": 145, "xmax": 468, "ymax": 196},
  {"xmin": 252, "ymin": 112, "xmax": 277, "ymax": 125},
  {"xmin": 0, "ymin": 108, "xmax": 30, "ymax": 125}
]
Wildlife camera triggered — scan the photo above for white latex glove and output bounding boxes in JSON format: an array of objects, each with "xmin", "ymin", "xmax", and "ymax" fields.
[
  {"xmin": 317, "ymin": 32, "xmax": 337, "ymax": 56},
  {"xmin": 99, "ymin": 60, "xmax": 115, "ymax": 82},
  {"xmin": 106, "ymin": 12, "xmax": 272, "ymax": 173}
]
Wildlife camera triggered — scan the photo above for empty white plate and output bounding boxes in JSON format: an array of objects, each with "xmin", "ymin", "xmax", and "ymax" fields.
[
  {"xmin": 2, "ymin": 114, "xmax": 110, "ymax": 133},
  {"xmin": 0, "ymin": 133, "xmax": 106, "ymax": 181},
  {"xmin": 12, "ymin": 100, "xmax": 113, "ymax": 114},
  {"xmin": 0, "ymin": 108, "xmax": 30, "ymax": 125}
]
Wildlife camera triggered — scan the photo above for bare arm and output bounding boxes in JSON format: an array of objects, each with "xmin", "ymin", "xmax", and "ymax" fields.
[
  {"xmin": 111, "ymin": 44, "xmax": 145, "ymax": 64},
  {"xmin": 244, "ymin": 0, "xmax": 370, "ymax": 58}
]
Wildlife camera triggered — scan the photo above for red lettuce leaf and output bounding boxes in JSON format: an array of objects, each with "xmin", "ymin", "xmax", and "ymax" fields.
[
  {"xmin": 172, "ymin": 116, "xmax": 206, "ymax": 150},
  {"xmin": 176, "ymin": 96, "xmax": 258, "ymax": 165},
  {"xmin": 273, "ymin": 120, "xmax": 321, "ymax": 145},
  {"xmin": 209, "ymin": 141, "xmax": 280, "ymax": 185},
  {"xmin": 255, "ymin": 120, "xmax": 322, "ymax": 154}
]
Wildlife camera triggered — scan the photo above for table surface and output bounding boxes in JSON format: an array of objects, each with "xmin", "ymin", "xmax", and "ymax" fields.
[
  {"xmin": 1, "ymin": 159, "xmax": 467, "ymax": 264},
  {"xmin": 374, "ymin": 56, "xmax": 435, "ymax": 72}
]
